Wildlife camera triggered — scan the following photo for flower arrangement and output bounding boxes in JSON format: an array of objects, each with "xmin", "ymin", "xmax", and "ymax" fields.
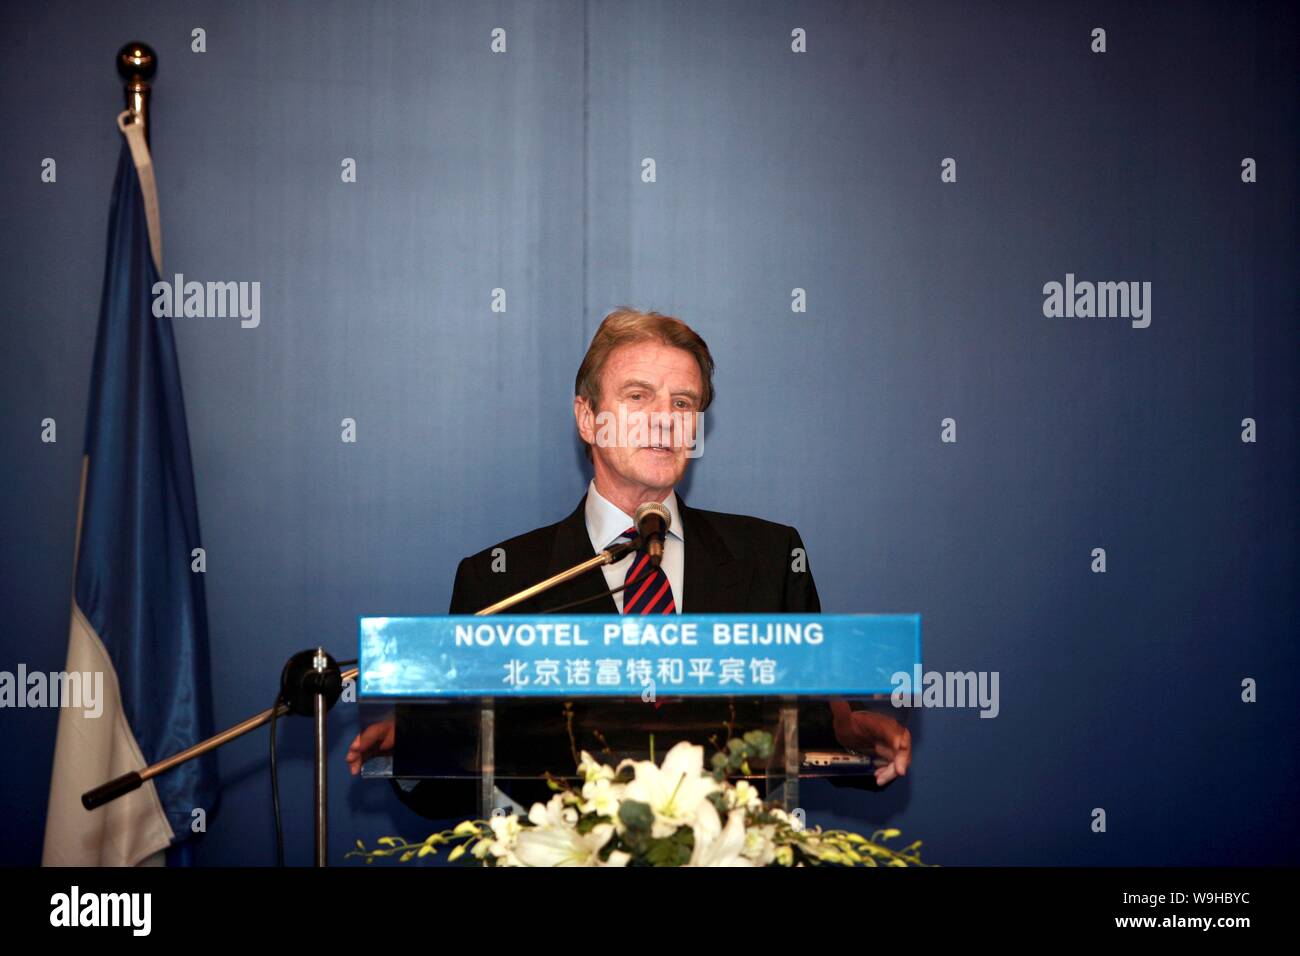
[{"xmin": 349, "ymin": 731, "xmax": 929, "ymax": 867}]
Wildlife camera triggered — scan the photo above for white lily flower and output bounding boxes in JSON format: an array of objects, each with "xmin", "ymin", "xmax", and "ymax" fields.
[
  {"xmin": 688, "ymin": 807, "xmax": 754, "ymax": 867},
  {"xmin": 578, "ymin": 750, "xmax": 616, "ymax": 783},
  {"xmin": 622, "ymin": 741, "xmax": 722, "ymax": 838},
  {"xmin": 528, "ymin": 793, "xmax": 579, "ymax": 828},
  {"xmin": 488, "ymin": 814, "xmax": 521, "ymax": 843},
  {"xmin": 481, "ymin": 813, "xmax": 524, "ymax": 865},
  {"xmin": 580, "ymin": 777, "xmax": 625, "ymax": 818},
  {"xmin": 512, "ymin": 820, "xmax": 622, "ymax": 867},
  {"xmin": 730, "ymin": 779, "xmax": 762, "ymax": 810},
  {"xmin": 741, "ymin": 823, "xmax": 778, "ymax": 865}
]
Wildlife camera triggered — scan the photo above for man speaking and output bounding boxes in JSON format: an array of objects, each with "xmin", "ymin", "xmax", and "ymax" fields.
[{"xmin": 347, "ymin": 307, "xmax": 911, "ymax": 802}]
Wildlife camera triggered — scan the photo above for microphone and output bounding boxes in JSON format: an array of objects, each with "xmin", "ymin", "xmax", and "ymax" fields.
[{"xmin": 634, "ymin": 501, "xmax": 671, "ymax": 567}]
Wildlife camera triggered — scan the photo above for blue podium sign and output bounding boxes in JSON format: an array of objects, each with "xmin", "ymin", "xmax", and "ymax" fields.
[{"xmin": 358, "ymin": 613, "xmax": 921, "ymax": 698}]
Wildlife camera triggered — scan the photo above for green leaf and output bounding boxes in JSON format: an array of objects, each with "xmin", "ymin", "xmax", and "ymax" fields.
[
  {"xmin": 619, "ymin": 800, "xmax": 654, "ymax": 834},
  {"xmin": 644, "ymin": 832, "xmax": 693, "ymax": 867}
]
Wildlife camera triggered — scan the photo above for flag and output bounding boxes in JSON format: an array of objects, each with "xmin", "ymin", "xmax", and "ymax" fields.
[{"xmin": 42, "ymin": 113, "xmax": 217, "ymax": 866}]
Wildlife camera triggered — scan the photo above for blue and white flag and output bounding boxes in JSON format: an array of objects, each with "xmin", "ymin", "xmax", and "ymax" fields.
[{"xmin": 42, "ymin": 113, "xmax": 217, "ymax": 866}]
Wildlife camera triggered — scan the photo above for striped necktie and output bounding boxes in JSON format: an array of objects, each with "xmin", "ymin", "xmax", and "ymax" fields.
[{"xmin": 616, "ymin": 527, "xmax": 676, "ymax": 614}]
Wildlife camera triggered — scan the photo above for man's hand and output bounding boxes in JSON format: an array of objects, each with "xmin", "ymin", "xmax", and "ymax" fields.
[
  {"xmin": 346, "ymin": 717, "xmax": 396, "ymax": 776},
  {"xmin": 829, "ymin": 701, "xmax": 912, "ymax": 787}
]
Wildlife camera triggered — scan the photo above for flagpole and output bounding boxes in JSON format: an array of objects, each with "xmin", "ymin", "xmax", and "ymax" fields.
[{"xmin": 116, "ymin": 42, "xmax": 156, "ymax": 147}]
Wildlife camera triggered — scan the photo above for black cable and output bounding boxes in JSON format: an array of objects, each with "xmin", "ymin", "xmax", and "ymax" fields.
[
  {"xmin": 542, "ymin": 568, "xmax": 657, "ymax": 614},
  {"xmin": 269, "ymin": 692, "xmax": 285, "ymax": 867}
]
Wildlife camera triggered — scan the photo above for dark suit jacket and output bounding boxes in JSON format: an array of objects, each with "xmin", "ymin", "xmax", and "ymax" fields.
[
  {"xmin": 447, "ymin": 493, "xmax": 820, "ymax": 616},
  {"xmin": 389, "ymin": 493, "xmax": 877, "ymax": 819}
]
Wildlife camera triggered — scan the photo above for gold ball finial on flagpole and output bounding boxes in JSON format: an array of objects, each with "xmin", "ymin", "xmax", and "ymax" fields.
[{"xmin": 116, "ymin": 43, "xmax": 157, "ymax": 145}]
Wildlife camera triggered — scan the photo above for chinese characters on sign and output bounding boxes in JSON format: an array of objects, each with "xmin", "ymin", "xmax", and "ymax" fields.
[{"xmin": 501, "ymin": 656, "xmax": 780, "ymax": 689}]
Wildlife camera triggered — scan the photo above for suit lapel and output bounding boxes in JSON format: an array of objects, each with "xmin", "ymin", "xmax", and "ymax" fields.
[
  {"xmin": 679, "ymin": 497, "xmax": 752, "ymax": 612},
  {"xmin": 544, "ymin": 492, "xmax": 753, "ymax": 614},
  {"xmin": 545, "ymin": 494, "xmax": 619, "ymax": 614}
]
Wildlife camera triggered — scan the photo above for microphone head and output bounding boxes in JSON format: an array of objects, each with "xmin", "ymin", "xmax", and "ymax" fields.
[
  {"xmin": 634, "ymin": 501, "xmax": 670, "ymax": 567},
  {"xmin": 634, "ymin": 500, "xmax": 671, "ymax": 532}
]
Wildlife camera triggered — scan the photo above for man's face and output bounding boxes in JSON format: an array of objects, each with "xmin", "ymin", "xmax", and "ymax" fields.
[{"xmin": 575, "ymin": 341, "xmax": 703, "ymax": 504}]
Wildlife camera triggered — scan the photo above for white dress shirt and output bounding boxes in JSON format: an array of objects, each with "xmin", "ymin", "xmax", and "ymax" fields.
[{"xmin": 584, "ymin": 478, "xmax": 684, "ymax": 613}]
